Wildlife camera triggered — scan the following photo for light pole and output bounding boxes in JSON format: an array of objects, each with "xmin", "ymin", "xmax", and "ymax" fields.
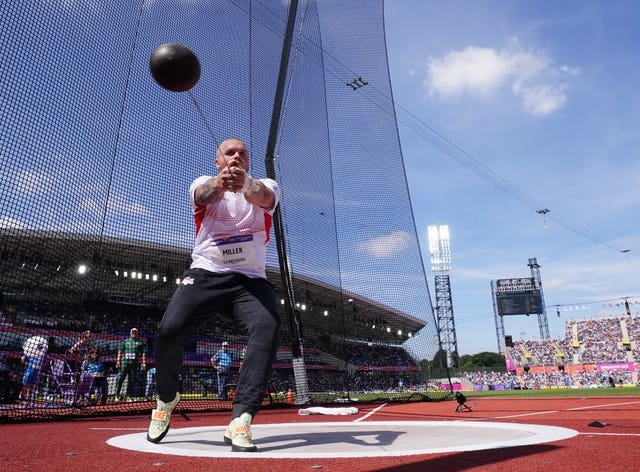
[{"xmin": 427, "ymin": 225, "xmax": 459, "ymax": 368}]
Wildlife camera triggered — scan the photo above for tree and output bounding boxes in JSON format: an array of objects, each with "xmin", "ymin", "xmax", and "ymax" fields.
[
  {"xmin": 459, "ymin": 351, "xmax": 505, "ymax": 368},
  {"xmin": 431, "ymin": 348, "xmax": 460, "ymax": 369},
  {"xmin": 459, "ymin": 354, "xmax": 474, "ymax": 367}
]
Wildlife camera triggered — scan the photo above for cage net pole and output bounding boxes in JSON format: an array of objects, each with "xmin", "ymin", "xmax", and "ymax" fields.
[{"xmin": 263, "ymin": 0, "xmax": 309, "ymax": 404}]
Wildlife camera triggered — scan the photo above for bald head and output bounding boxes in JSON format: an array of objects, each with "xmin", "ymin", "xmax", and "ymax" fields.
[{"xmin": 215, "ymin": 138, "xmax": 249, "ymax": 171}]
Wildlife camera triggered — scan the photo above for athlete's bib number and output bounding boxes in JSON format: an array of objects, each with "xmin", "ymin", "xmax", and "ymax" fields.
[{"xmin": 211, "ymin": 235, "xmax": 256, "ymax": 267}]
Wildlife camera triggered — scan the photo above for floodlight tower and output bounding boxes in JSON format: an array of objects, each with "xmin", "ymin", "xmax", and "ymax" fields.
[{"xmin": 428, "ymin": 225, "xmax": 459, "ymax": 368}]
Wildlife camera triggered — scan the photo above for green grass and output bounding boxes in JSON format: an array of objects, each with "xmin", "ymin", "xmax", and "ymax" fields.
[{"xmin": 462, "ymin": 386, "xmax": 640, "ymax": 398}]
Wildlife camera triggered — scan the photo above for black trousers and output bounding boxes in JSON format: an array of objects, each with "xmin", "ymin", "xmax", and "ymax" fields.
[{"xmin": 155, "ymin": 269, "xmax": 280, "ymax": 419}]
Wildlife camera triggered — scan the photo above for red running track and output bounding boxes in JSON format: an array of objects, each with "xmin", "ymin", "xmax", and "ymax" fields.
[{"xmin": 1, "ymin": 395, "xmax": 639, "ymax": 471}]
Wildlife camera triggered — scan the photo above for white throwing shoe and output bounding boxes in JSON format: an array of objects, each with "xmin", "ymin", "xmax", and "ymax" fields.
[
  {"xmin": 224, "ymin": 412, "xmax": 257, "ymax": 452},
  {"xmin": 147, "ymin": 392, "xmax": 180, "ymax": 444}
]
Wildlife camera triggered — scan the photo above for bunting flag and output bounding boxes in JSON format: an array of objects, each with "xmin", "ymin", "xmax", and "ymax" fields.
[{"xmin": 560, "ymin": 299, "xmax": 639, "ymax": 312}]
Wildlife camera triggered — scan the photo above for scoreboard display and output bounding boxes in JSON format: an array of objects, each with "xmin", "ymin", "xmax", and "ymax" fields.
[
  {"xmin": 496, "ymin": 291, "xmax": 543, "ymax": 315},
  {"xmin": 495, "ymin": 277, "xmax": 543, "ymax": 316}
]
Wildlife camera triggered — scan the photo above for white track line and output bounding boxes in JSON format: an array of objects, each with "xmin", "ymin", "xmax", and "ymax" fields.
[
  {"xmin": 473, "ymin": 399, "xmax": 640, "ymax": 421},
  {"xmin": 354, "ymin": 402, "xmax": 387, "ymax": 422},
  {"xmin": 565, "ymin": 399, "xmax": 640, "ymax": 411}
]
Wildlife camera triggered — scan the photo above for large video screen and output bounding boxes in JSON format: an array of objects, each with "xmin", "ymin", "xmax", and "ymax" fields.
[{"xmin": 496, "ymin": 291, "xmax": 543, "ymax": 315}]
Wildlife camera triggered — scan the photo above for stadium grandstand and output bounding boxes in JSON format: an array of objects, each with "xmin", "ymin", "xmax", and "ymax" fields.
[{"xmin": 455, "ymin": 315, "xmax": 640, "ymax": 392}]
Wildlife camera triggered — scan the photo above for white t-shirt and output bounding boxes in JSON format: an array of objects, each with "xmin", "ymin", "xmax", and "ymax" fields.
[{"xmin": 189, "ymin": 176, "xmax": 280, "ymax": 279}]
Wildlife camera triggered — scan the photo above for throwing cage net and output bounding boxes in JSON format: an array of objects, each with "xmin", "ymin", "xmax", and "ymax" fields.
[{"xmin": 0, "ymin": 0, "xmax": 449, "ymax": 421}]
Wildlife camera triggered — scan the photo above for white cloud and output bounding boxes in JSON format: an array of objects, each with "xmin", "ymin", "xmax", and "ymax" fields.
[
  {"xmin": 543, "ymin": 277, "xmax": 570, "ymax": 290},
  {"xmin": 426, "ymin": 46, "xmax": 510, "ymax": 99},
  {"xmin": 81, "ymin": 198, "xmax": 102, "ymax": 219},
  {"xmin": 0, "ymin": 216, "xmax": 28, "ymax": 229},
  {"xmin": 357, "ymin": 230, "xmax": 413, "ymax": 258},
  {"xmin": 424, "ymin": 45, "xmax": 579, "ymax": 116},
  {"xmin": 558, "ymin": 65, "xmax": 581, "ymax": 76},
  {"xmin": 81, "ymin": 194, "xmax": 151, "ymax": 219},
  {"xmin": 15, "ymin": 170, "xmax": 53, "ymax": 194},
  {"xmin": 521, "ymin": 84, "xmax": 567, "ymax": 116}
]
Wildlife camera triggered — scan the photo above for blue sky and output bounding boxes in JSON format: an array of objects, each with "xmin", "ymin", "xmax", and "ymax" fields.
[{"xmin": 384, "ymin": 0, "xmax": 640, "ymax": 355}]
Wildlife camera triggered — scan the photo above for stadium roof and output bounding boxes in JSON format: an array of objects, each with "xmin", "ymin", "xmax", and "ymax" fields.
[{"xmin": 0, "ymin": 229, "xmax": 425, "ymax": 344}]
